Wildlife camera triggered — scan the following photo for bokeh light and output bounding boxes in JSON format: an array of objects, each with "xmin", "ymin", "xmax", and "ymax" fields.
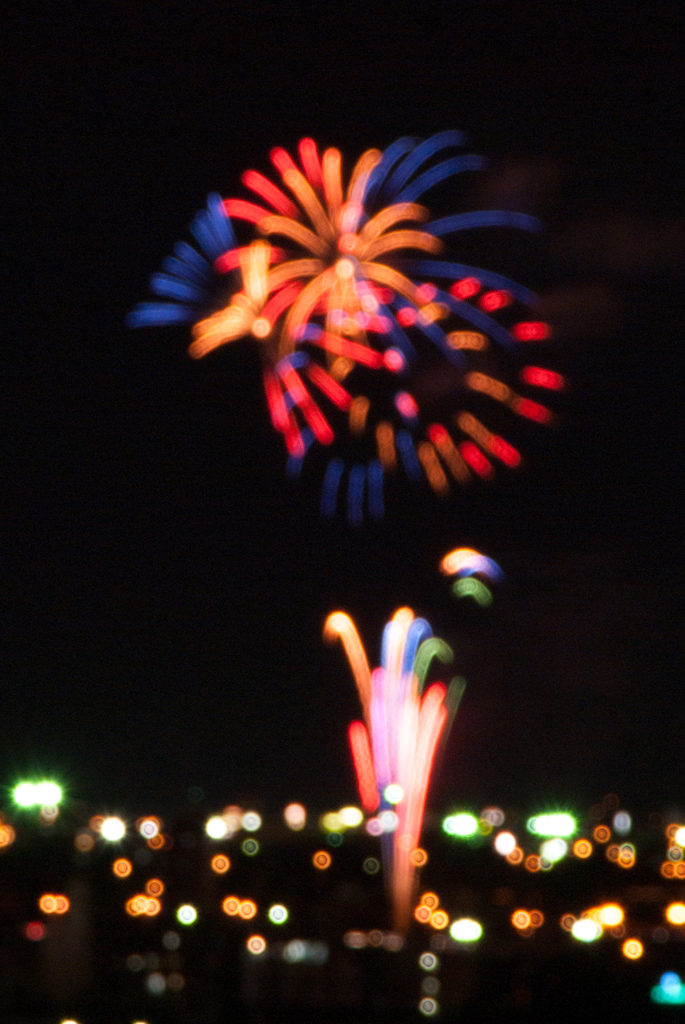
[
  {"xmin": 339, "ymin": 806, "xmax": 364, "ymax": 827},
  {"xmin": 211, "ymin": 854, "xmax": 230, "ymax": 874},
  {"xmin": 13, "ymin": 781, "xmax": 63, "ymax": 807},
  {"xmin": 138, "ymin": 817, "xmax": 161, "ymax": 839},
  {"xmin": 597, "ymin": 904, "xmax": 623, "ymax": 926},
  {"xmin": 494, "ymin": 831, "xmax": 517, "ymax": 855},
  {"xmin": 239, "ymin": 900, "xmax": 257, "ymax": 920},
  {"xmin": 112, "ymin": 858, "xmax": 132, "ymax": 878},
  {"xmin": 100, "ymin": 817, "xmax": 126, "ymax": 842},
  {"xmin": 449, "ymin": 918, "xmax": 482, "ymax": 942},
  {"xmin": 242, "ymin": 811, "xmax": 262, "ymax": 832},
  {"xmin": 666, "ymin": 903, "xmax": 685, "ymax": 925},
  {"xmin": 206, "ymin": 816, "xmax": 228, "ymax": 839},
  {"xmin": 268, "ymin": 904, "xmax": 288, "ymax": 924},
  {"xmin": 540, "ymin": 838, "xmax": 568, "ymax": 863},
  {"xmin": 418, "ymin": 951, "xmax": 439, "ymax": 971},
  {"xmin": 222, "ymin": 896, "xmax": 240, "ymax": 916},
  {"xmin": 571, "ymin": 919, "xmax": 601, "ymax": 942},
  {"xmin": 283, "ymin": 803, "xmax": 306, "ymax": 830},
  {"xmin": 313, "ymin": 850, "xmax": 332, "ymax": 870},
  {"xmin": 622, "ymin": 938, "xmax": 643, "ymax": 959},
  {"xmin": 443, "ymin": 812, "xmax": 478, "ymax": 837},
  {"xmin": 176, "ymin": 904, "xmax": 198, "ymax": 925},
  {"xmin": 247, "ymin": 935, "xmax": 267, "ymax": 955},
  {"xmin": 527, "ymin": 814, "xmax": 576, "ymax": 837}
]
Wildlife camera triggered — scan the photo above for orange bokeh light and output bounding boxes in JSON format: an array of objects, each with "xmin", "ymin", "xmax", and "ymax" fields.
[
  {"xmin": 211, "ymin": 854, "xmax": 231, "ymax": 874},
  {"xmin": 239, "ymin": 900, "xmax": 257, "ymax": 920},
  {"xmin": 312, "ymin": 850, "xmax": 332, "ymax": 870},
  {"xmin": 39, "ymin": 894, "xmax": 69, "ymax": 915},
  {"xmin": 512, "ymin": 910, "xmax": 531, "ymax": 930},
  {"xmin": 112, "ymin": 858, "xmax": 132, "ymax": 878},
  {"xmin": 145, "ymin": 878, "xmax": 164, "ymax": 896},
  {"xmin": 222, "ymin": 896, "xmax": 241, "ymax": 916},
  {"xmin": 573, "ymin": 839, "xmax": 593, "ymax": 858},
  {"xmin": 622, "ymin": 938, "xmax": 643, "ymax": 960}
]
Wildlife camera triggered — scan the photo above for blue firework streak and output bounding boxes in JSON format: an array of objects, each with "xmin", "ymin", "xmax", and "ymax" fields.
[{"xmin": 129, "ymin": 134, "xmax": 562, "ymax": 521}]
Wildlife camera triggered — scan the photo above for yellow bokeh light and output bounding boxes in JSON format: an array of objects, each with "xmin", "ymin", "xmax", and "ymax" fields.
[
  {"xmin": 622, "ymin": 938, "xmax": 643, "ymax": 959},
  {"xmin": 666, "ymin": 903, "xmax": 685, "ymax": 925},
  {"xmin": 597, "ymin": 905, "xmax": 623, "ymax": 927}
]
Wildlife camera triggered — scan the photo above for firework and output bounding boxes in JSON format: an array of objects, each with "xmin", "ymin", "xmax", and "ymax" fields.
[
  {"xmin": 325, "ymin": 608, "xmax": 464, "ymax": 930},
  {"xmin": 440, "ymin": 547, "xmax": 503, "ymax": 604},
  {"xmin": 130, "ymin": 133, "xmax": 560, "ymax": 520}
]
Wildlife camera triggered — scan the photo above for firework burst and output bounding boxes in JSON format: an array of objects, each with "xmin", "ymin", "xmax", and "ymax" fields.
[{"xmin": 129, "ymin": 133, "xmax": 561, "ymax": 520}]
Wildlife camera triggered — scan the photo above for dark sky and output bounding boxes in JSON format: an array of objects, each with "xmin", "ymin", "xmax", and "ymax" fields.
[{"xmin": 4, "ymin": 2, "xmax": 684, "ymax": 819}]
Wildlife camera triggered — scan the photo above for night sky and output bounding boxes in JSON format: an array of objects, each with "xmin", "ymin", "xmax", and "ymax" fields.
[{"xmin": 4, "ymin": 2, "xmax": 684, "ymax": 820}]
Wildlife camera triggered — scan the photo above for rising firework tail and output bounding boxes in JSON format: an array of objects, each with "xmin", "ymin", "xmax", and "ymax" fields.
[{"xmin": 325, "ymin": 608, "xmax": 462, "ymax": 931}]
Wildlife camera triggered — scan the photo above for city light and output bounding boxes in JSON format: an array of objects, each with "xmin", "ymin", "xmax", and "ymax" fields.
[
  {"xmin": 527, "ymin": 813, "xmax": 576, "ymax": 837},
  {"xmin": 176, "ymin": 905, "xmax": 198, "ymax": 925},
  {"xmin": 13, "ymin": 781, "xmax": 62, "ymax": 807},
  {"xmin": 205, "ymin": 816, "xmax": 228, "ymax": 839},
  {"xmin": 338, "ymin": 806, "xmax": 364, "ymax": 827},
  {"xmin": 571, "ymin": 919, "xmax": 601, "ymax": 942},
  {"xmin": 666, "ymin": 903, "xmax": 685, "ymax": 925},
  {"xmin": 100, "ymin": 817, "xmax": 126, "ymax": 841},
  {"xmin": 268, "ymin": 904, "xmax": 289, "ymax": 924},
  {"xmin": 283, "ymin": 803, "xmax": 306, "ymax": 830},
  {"xmin": 597, "ymin": 904, "xmax": 623, "ymax": 927},
  {"xmin": 539, "ymin": 838, "xmax": 568, "ymax": 863},
  {"xmin": 211, "ymin": 854, "xmax": 230, "ymax": 874},
  {"xmin": 494, "ymin": 831, "xmax": 517, "ymax": 855},
  {"xmin": 242, "ymin": 811, "xmax": 262, "ymax": 832},
  {"xmin": 449, "ymin": 918, "xmax": 482, "ymax": 942},
  {"xmin": 652, "ymin": 972, "xmax": 685, "ymax": 1004},
  {"xmin": 443, "ymin": 813, "xmax": 478, "ymax": 837}
]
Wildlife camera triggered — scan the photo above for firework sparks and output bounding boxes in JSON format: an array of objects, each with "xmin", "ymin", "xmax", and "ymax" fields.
[
  {"xmin": 325, "ymin": 608, "xmax": 464, "ymax": 931},
  {"xmin": 129, "ymin": 133, "xmax": 557, "ymax": 520}
]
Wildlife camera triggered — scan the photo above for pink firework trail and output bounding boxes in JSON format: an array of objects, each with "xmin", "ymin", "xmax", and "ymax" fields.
[{"xmin": 325, "ymin": 609, "xmax": 465, "ymax": 931}]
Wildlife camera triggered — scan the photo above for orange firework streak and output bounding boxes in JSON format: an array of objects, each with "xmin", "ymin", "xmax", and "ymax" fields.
[{"xmin": 326, "ymin": 608, "xmax": 462, "ymax": 931}]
